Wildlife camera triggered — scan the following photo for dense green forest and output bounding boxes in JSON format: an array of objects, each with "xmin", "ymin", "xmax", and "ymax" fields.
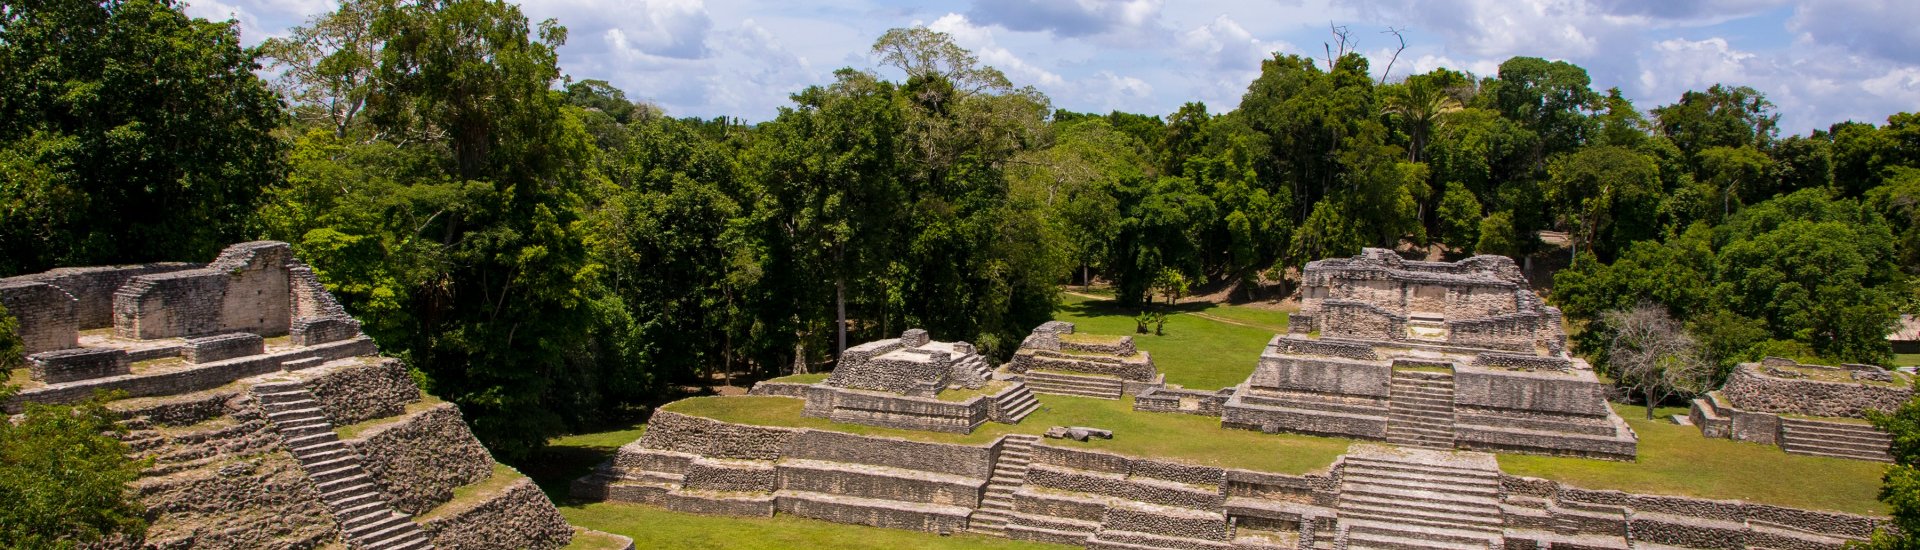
[{"xmin": 3, "ymin": 0, "xmax": 1916, "ymax": 463}]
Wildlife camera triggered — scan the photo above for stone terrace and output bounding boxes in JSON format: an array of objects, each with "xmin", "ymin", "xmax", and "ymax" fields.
[
  {"xmin": 801, "ymin": 328, "xmax": 1039, "ymax": 433},
  {"xmin": 1007, "ymin": 321, "xmax": 1162, "ymax": 400},
  {"xmin": 2, "ymin": 242, "xmax": 585, "ymax": 549},
  {"xmin": 1691, "ymin": 358, "xmax": 1910, "ymax": 462}
]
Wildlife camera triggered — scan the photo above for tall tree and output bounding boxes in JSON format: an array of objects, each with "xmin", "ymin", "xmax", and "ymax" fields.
[{"xmin": 0, "ymin": 0, "xmax": 284, "ymax": 275}]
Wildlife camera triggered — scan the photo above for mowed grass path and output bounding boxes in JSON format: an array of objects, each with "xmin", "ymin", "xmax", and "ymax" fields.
[
  {"xmin": 1499, "ymin": 404, "xmax": 1889, "ymax": 516},
  {"xmin": 1051, "ymin": 295, "xmax": 1288, "ymax": 390},
  {"xmin": 561, "ymin": 502, "xmax": 1071, "ymax": 550}
]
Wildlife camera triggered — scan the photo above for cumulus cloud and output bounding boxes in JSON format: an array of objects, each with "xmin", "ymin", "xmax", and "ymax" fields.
[
  {"xmin": 1636, "ymin": 35, "xmax": 1920, "ymax": 134},
  {"xmin": 1788, "ymin": 0, "xmax": 1920, "ymax": 65},
  {"xmin": 966, "ymin": 0, "xmax": 1163, "ymax": 38},
  {"xmin": 926, "ymin": 13, "xmax": 1067, "ymax": 88},
  {"xmin": 1171, "ymin": 15, "xmax": 1293, "ymax": 111}
]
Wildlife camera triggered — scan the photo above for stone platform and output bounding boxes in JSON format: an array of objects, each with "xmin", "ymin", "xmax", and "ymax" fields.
[
  {"xmin": 801, "ymin": 329, "xmax": 1039, "ymax": 433},
  {"xmin": 1690, "ymin": 358, "xmax": 1906, "ymax": 462}
]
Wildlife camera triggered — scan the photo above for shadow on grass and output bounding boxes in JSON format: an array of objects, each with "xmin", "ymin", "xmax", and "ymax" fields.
[{"xmin": 519, "ymin": 425, "xmax": 648, "ymax": 505}]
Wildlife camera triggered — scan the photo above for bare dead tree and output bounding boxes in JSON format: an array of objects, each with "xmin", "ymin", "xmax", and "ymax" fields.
[
  {"xmin": 1323, "ymin": 23, "xmax": 1354, "ymax": 72},
  {"xmin": 1378, "ymin": 27, "xmax": 1408, "ymax": 85},
  {"xmin": 1603, "ymin": 302, "xmax": 1714, "ymax": 420}
]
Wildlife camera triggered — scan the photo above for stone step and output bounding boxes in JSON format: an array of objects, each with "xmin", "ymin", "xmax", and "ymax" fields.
[
  {"xmin": 372, "ymin": 535, "xmax": 432, "ymax": 550},
  {"xmin": 1343, "ymin": 529, "xmax": 1487, "ymax": 550},
  {"xmin": 1341, "ymin": 485, "xmax": 1499, "ymax": 510},
  {"xmin": 1781, "ymin": 435, "xmax": 1892, "ymax": 455},
  {"xmin": 1339, "ymin": 501, "xmax": 1502, "ymax": 530},
  {"xmin": 1782, "ymin": 425, "xmax": 1892, "ymax": 446},
  {"xmin": 360, "ymin": 525, "xmax": 429, "ymax": 550},
  {"xmin": 345, "ymin": 512, "xmax": 413, "ymax": 542},
  {"xmin": 1388, "ymin": 398, "xmax": 1453, "ymax": 412},
  {"xmin": 1780, "ymin": 419, "xmax": 1889, "ymax": 438},
  {"xmin": 1088, "ymin": 529, "xmax": 1235, "ymax": 550},
  {"xmin": 1781, "ymin": 443, "xmax": 1892, "ymax": 462},
  {"xmin": 1387, "ymin": 412, "xmax": 1453, "ymax": 426},
  {"xmin": 284, "ymin": 431, "xmax": 340, "ymax": 448},
  {"xmin": 1026, "ymin": 371, "xmax": 1128, "ymax": 386},
  {"xmin": 1342, "ymin": 519, "xmax": 1497, "ymax": 548},
  {"xmin": 1342, "ymin": 457, "xmax": 1500, "ymax": 483},
  {"xmin": 1025, "ymin": 383, "xmax": 1123, "ymax": 400},
  {"xmin": 1341, "ymin": 475, "xmax": 1499, "ymax": 499}
]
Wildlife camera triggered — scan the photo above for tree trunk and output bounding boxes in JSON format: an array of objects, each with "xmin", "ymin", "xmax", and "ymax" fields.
[
  {"xmin": 1645, "ymin": 388, "xmax": 1658, "ymax": 420},
  {"xmin": 836, "ymin": 275, "xmax": 847, "ymax": 356}
]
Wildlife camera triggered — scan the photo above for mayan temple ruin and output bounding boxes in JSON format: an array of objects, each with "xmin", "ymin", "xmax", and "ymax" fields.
[
  {"xmin": 1691, "ymin": 357, "xmax": 1910, "ymax": 462},
  {"xmin": 571, "ymin": 250, "xmax": 1887, "ymax": 550},
  {"xmin": 1219, "ymin": 249, "xmax": 1638, "ymax": 459},
  {"xmin": 1, "ymin": 242, "xmax": 626, "ymax": 550}
]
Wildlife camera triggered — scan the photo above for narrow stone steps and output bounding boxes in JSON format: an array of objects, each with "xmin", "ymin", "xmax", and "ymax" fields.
[
  {"xmin": 1781, "ymin": 425, "xmax": 1892, "ymax": 446},
  {"xmin": 250, "ymin": 383, "xmax": 434, "ymax": 550},
  {"xmin": 1781, "ymin": 443, "xmax": 1892, "ymax": 462},
  {"xmin": 1343, "ymin": 519, "xmax": 1499, "ymax": 547},
  {"xmin": 1781, "ymin": 435, "xmax": 1892, "ymax": 454},
  {"xmin": 1088, "ymin": 529, "xmax": 1235, "ymax": 550}
]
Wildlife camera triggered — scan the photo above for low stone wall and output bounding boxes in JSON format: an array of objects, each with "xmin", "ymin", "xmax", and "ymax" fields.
[
  {"xmin": 9, "ymin": 334, "xmax": 378, "ymax": 412},
  {"xmin": 1472, "ymin": 352, "xmax": 1571, "ymax": 371},
  {"xmin": 1133, "ymin": 386, "xmax": 1230, "ymax": 417},
  {"xmin": 3, "ymin": 263, "xmax": 199, "ymax": 329},
  {"xmin": 684, "ymin": 458, "xmax": 778, "ymax": 493},
  {"xmin": 345, "ymin": 403, "xmax": 494, "ymax": 515},
  {"xmin": 1009, "ymin": 349, "xmax": 1157, "ymax": 381},
  {"xmin": 113, "ymin": 242, "xmax": 295, "ymax": 340},
  {"xmin": 1722, "ymin": 364, "xmax": 1910, "ymax": 418},
  {"xmin": 302, "ymin": 358, "xmax": 420, "ymax": 426},
  {"xmin": 788, "ymin": 430, "xmax": 995, "ymax": 479},
  {"xmin": 183, "ymin": 333, "xmax": 265, "ymax": 364},
  {"xmin": 1503, "ymin": 475, "xmax": 1883, "ymax": 547},
  {"xmin": 804, "ymin": 385, "xmax": 989, "ymax": 434},
  {"xmin": 132, "ymin": 450, "xmax": 339, "ymax": 549},
  {"xmin": 747, "ymin": 381, "xmax": 811, "ymax": 398},
  {"xmin": 420, "ymin": 476, "xmax": 574, "ymax": 550},
  {"xmin": 27, "ymin": 347, "xmax": 130, "ymax": 383},
  {"xmin": 639, "ymin": 411, "xmax": 803, "ymax": 459},
  {"xmin": 1270, "ymin": 335, "xmax": 1379, "ymax": 361}
]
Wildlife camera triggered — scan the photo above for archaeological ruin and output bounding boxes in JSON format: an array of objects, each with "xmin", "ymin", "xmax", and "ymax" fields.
[
  {"xmin": 1, "ymin": 242, "xmax": 626, "ymax": 550},
  {"xmin": 796, "ymin": 328, "xmax": 1041, "ymax": 433},
  {"xmin": 1008, "ymin": 321, "xmax": 1161, "ymax": 400},
  {"xmin": 1690, "ymin": 357, "xmax": 1909, "ymax": 462},
  {"xmin": 1222, "ymin": 249, "xmax": 1638, "ymax": 460}
]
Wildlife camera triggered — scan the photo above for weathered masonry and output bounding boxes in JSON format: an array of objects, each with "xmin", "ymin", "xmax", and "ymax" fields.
[
  {"xmin": 799, "ymin": 328, "xmax": 1040, "ymax": 433},
  {"xmin": 1008, "ymin": 321, "xmax": 1161, "ymax": 400},
  {"xmin": 1222, "ymin": 249, "xmax": 1637, "ymax": 460},
  {"xmin": 2, "ymin": 242, "xmax": 623, "ymax": 550},
  {"xmin": 1691, "ymin": 358, "xmax": 1909, "ymax": 462},
  {"xmin": 576, "ymin": 406, "xmax": 1882, "ymax": 550}
]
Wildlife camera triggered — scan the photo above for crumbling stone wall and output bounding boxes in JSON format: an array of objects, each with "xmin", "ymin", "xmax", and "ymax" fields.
[
  {"xmin": 639, "ymin": 411, "xmax": 802, "ymax": 459},
  {"xmin": 5, "ymin": 263, "xmax": 198, "ymax": 328},
  {"xmin": 1722, "ymin": 362, "xmax": 1911, "ymax": 418},
  {"xmin": 113, "ymin": 242, "xmax": 295, "ymax": 339},
  {"xmin": 27, "ymin": 347, "xmax": 129, "ymax": 383},
  {"xmin": 302, "ymin": 358, "xmax": 419, "ymax": 426},
  {"xmin": 0, "ymin": 280, "xmax": 79, "ymax": 354},
  {"xmin": 1503, "ymin": 475, "xmax": 1883, "ymax": 548},
  {"xmin": 420, "ymin": 477, "xmax": 574, "ymax": 550},
  {"xmin": 346, "ymin": 403, "xmax": 494, "ymax": 515}
]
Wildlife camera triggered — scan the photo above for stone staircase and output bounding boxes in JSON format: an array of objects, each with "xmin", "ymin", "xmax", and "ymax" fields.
[
  {"xmin": 970, "ymin": 434, "xmax": 1040, "ymax": 535},
  {"xmin": 253, "ymin": 381, "xmax": 434, "ymax": 550},
  {"xmin": 1024, "ymin": 370, "xmax": 1126, "ymax": 399},
  {"xmin": 1386, "ymin": 369, "xmax": 1456, "ymax": 449},
  {"xmin": 1780, "ymin": 417, "xmax": 1893, "ymax": 462},
  {"xmin": 957, "ymin": 353, "xmax": 996, "ymax": 382},
  {"xmin": 1337, "ymin": 445, "xmax": 1503, "ymax": 550},
  {"xmin": 993, "ymin": 384, "xmax": 1042, "ymax": 423}
]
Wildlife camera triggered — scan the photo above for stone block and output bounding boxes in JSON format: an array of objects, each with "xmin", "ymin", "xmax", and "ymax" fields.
[
  {"xmin": 183, "ymin": 332, "xmax": 265, "ymax": 364},
  {"xmin": 27, "ymin": 347, "xmax": 130, "ymax": 383},
  {"xmin": 0, "ymin": 281, "xmax": 78, "ymax": 354},
  {"xmin": 290, "ymin": 316, "xmax": 360, "ymax": 346}
]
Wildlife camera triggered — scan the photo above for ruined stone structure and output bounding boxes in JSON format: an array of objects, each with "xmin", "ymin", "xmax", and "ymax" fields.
[
  {"xmin": 800, "ymin": 329, "xmax": 1040, "ymax": 433},
  {"xmin": 576, "ymin": 405, "xmax": 1881, "ymax": 550},
  {"xmin": 1290, "ymin": 248, "xmax": 1566, "ymax": 353},
  {"xmin": 1690, "ymin": 358, "xmax": 1909, "ymax": 462},
  {"xmin": 2, "ymin": 242, "xmax": 617, "ymax": 550},
  {"xmin": 1222, "ymin": 249, "xmax": 1637, "ymax": 460},
  {"xmin": 1007, "ymin": 321, "xmax": 1161, "ymax": 399}
]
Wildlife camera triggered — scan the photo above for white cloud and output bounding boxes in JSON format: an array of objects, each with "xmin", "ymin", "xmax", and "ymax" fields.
[
  {"xmin": 926, "ymin": 13, "xmax": 1067, "ymax": 88},
  {"xmin": 966, "ymin": 0, "xmax": 1165, "ymax": 38},
  {"xmin": 1788, "ymin": 0, "xmax": 1920, "ymax": 65},
  {"xmin": 1636, "ymin": 35, "xmax": 1920, "ymax": 134}
]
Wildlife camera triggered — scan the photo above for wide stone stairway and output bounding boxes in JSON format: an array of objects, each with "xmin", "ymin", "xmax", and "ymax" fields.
[
  {"xmin": 1780, "ymin": 417, "xmax": 1894, "ymax": 462},
  {"xmin": 1385, "ymin": 368, "xmax": 1457, "ymax": 449},
  {"xmin": 254, "ymin": 382, "xmax": 434, "ymax": 550},
  {"xmin": 993, "ymin": 385, "xmax": 1042, "ymax": 423},
  {"xmin": 1336, "ymin": 444, "xmax": 1503, "ymax": 550},
  {"xmin": 969, "ymin": 434, "xmax": 1040, "ymax": 535},
  {"xmin": 1023, "ymin": 370, "xmax": 1127, "ymax": 399}
]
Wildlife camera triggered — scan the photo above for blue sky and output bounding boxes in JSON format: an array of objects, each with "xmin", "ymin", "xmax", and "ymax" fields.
[{"xmin": 186, "ymin": 0, "xmax": 1919, "ymax": 135}]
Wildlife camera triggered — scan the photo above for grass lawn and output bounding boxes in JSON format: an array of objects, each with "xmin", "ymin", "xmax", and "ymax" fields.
[
  {"xmin": 559, "ymin": 502, "xmax": 1071, "ymax": 550},
  {"xmin": 1896, "ymin": 354, "xmax": 1920, "ymax": 368},
  {"xmin": 766, "ymin": 373, "xmax": 830, "ymax": 384},
  {"xmin": 659, "ymin": 394, "xmax": 1347, "ymax": 474},
  {"xmin": 1498, "ymin": 404, "xmax": 1889, "ymax": 516},
  {"xmin": 1051, "ymin": 295, "xmax": 1282, "ymax": 390}
]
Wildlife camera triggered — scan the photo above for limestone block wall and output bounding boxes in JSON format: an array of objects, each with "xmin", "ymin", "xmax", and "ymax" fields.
[
  {"xmin": 1502, "ymin": 475, "xmax": 1882, "ymax": 548},
  {"xmin": 9, "ymin": 336, "xmax": 378, "ymax": 411},
  {"xmin": 182, "ymin": 333, "xmax": 265, "ymax": 364},
  {"xmin": 787, "ymin": 430, "xmax": 995, "ymax": 479},
  {"xmin": 28, "ymin": 347, "xmax": 130, "ymax": 383},
  {"xmin": 1270, "ymin": 336, "xmax": 1379, "ymax": 360},
  {"xmin": 302, "ymin": 358, "xmax": 420, "ymax": 426},
  {"xmin": 1722, "ymin": 364, "xmax": 1911, "ymax": 418},
  {"xmin": 1133, "ymin": 386, "xmax": 1231, "ymax": 417},
  {"xmin": 113, "ymin": 241, "xmax": 295, "ymax": 339},
  {"xmin": 1009, "ymin": 348, "xmax": 1156, "ymax": 381},
  {"xmin": 802, "ymin": 385, "xmax": 990, "ymax": 434},
  {"xmin": 345, "ymin": 402, "xmax": 495, "ymax": 515},
  {"xmin": 1246, "ymin": 355, "xmax": 1390, "ymax": 397},
  {"xmin": 6, "ymin": 263, "xmax": 198, "ymax": 328},
  {"xmin": 1452, "ymin": 367, "xmax": 1608, "ymax": 417},
  {"xmin": 639, "ymin": 411, "xmax": 803, "ymax": 460},
  {"xmin": 419, "ymin": 477, "xmax": 574, "ymax": 550},
  {"xmin": 0, "ymin": 280, "xmax": 78, "ymax": 354},
  {"xmin": 1315, "ymin": 300, "xmax": 1405, "ymax": 341}
]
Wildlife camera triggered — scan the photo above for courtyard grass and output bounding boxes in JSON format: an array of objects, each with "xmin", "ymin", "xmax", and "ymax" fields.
[
  {"xmin": 1896, "ymin": 354, "xmax": 1920, "ymax": 368},
  {"xmin": 1498, "ymin": 404, "xmax": 1889, "ymax": 516},
  {"xmin": 559, "ymin": 501, "xmax": 1072, "ymax": 550},
  {"xmin": 1051, "ymin": 295, "xmax": 1283, "ymax": 390},
  {"xmin": 660, "ymin": 394, "xmax": 1347, "ymax": 474}
]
